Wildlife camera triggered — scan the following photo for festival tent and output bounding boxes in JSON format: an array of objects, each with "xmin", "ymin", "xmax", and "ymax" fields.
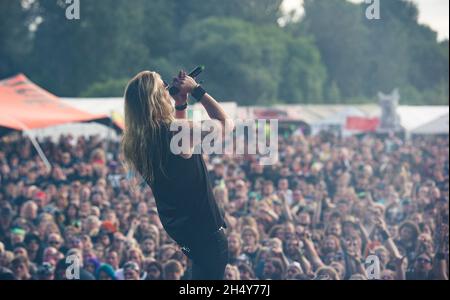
[
  {"xmin": 237, "ymin": 105, "xmax": 377, "ymax": 135},
  {"xmin": 236, "ymin": 104, "xmax": 449, "ymax": 136},
  {"xmin": 411, "ymin": 112, "xmax": 449, "ymax": 135},
  {"xmin": 62, "ymin": 98, "xmax": 238, "ymax": 123},
  {"xmin": 397, "ymin": 106, "xmax": 449, "ymax": 133},
  {"xmin": 61, "ymin": 98, "xmax": 124, "ymax": 116},
  {"xmin": 312, "ymin": 106, "xmax": 368, "ymax": 135},
  {"xmin": 238, "ymin": 105, "xmax": 324, "ymax": 124},
  {"xmin": 0, "ymin": 74, "xmax": 122, "ymax": 137},
  {"xmin": 19, "ymin": 97, "xmax": 124, "ymax": 141},
  {"xmin": 30, "ymin": 98, "xmax": 238, "ymax": 140}
]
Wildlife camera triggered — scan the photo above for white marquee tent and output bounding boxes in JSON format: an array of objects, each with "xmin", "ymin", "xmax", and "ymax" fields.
[
  {"xmin": 411, "ymin": 112, "xmax": 449, "ymax": 135},
  {"xmin": 23, "ymin": 98, "xmax": 449, "ymax": 140}
]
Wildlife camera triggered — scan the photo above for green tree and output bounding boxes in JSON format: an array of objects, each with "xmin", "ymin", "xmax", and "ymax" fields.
[
  {"xmin": 325, "ymin": 81, "xmax": 341, "ymax": 104},
  {"xmin": 172, "ymin": 0, "xmax": 283, "ymax": 27},
  {"xmin": 363, "ymin": 0, "xmax": 420, "ymax": 95},
  {"xmin": 363, "ymin": 0, "xmax": 448, "ymax": 104},
  {"xmin": 177, "ymin": 18, "xmax": 285, "ymax": 104},
  {"xmin": 279, "ymin": 37, "xmax": 327, "ymax": 104},
  {"xmin": 2, "ymin": 0, "xmax": 446, "ymax": 105},
  {"xmin": 177, "ymin": 17, "xmax": 325, "ymax": 105},
  {"xmin": 299, "ymin": 0, "xmax": 448, "ymax": 104},
  {"xmin": 29, "ymin": 0, "xmax": 175, "ymax": 96},
  {"xmin": 81, "ymin": 78, "xmax": 130, "ymax": 97},
  {"xmin": 302, "ymin": 0, "xmax": 370, "ymax": 99},
  {"xmin": 0, "ymin": 0, "xmax": 34, "ymax": 79}
]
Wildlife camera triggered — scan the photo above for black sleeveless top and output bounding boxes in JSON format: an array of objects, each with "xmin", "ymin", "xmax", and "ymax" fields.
[{"xmin": 148, "ymin": 124, "xmax": 225, "ymax": 245}]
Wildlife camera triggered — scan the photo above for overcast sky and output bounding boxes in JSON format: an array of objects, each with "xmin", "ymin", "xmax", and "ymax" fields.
[{"xmin": 282, "ymin": 0, "xmax": 449, "ymax": 41}]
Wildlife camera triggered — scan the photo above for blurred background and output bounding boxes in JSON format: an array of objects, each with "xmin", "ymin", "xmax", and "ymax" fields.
[{"xmin": 0, "ymin": 0, "xmax": 448, "ymax": 105}]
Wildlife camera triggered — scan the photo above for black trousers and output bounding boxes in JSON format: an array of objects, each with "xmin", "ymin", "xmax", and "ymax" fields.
[{"xmin": 180, "ymin": 227, "xmax": 228, "ymax": 280}]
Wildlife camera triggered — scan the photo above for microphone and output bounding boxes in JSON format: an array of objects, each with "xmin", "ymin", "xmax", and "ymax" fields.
[
  {"xmin": 169, "ymin": 66, "xmax": 204, "ymax": 96},
  {"xmin": 188, "ymin": 66, "xmax": 204, "ymax": 78}
]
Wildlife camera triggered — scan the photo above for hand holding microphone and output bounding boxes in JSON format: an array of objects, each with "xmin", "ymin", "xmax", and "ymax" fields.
[
  {"xmin": 171, "ymin": 70, "xmax": 189, "ymax": 105},
  {"xmin": 169, "ymin": 66, "xmax": 204, "ymax": 96},
  {"xmin": 171, "ymin": 67, "xmax": 206, "ymax": 110},
  {"xmin": 177, "ymin": 73, "xmax": 199, "ymax": 95}
]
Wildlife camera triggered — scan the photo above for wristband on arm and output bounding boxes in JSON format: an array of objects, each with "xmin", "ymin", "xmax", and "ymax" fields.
[
  {"xmin": 175, "ymin": 102, "xmax": 188, "ymax": 111},
  {"xmin": 192, "ymin": 85, "xmax": 206, "ymax": 102}
]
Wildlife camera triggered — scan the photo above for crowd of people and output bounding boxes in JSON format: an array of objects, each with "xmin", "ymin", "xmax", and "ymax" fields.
[{"xmin": 0, "ymin": 130, "xmax": 448, "ymax": 280}]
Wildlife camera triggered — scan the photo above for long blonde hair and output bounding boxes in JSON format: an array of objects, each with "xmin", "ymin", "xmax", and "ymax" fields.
[{"xmin": 121, "ymin": 71, "xmax": 174, "ymax": 184}]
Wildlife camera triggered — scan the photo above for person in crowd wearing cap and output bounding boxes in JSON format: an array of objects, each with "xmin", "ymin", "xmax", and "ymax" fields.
[
  {"xmin": 85, "ymin": 257, "xmax": 101, "ymax": 276},
  {"xmin": 123, "ymin": 261, "xmax": 141, "ymax": 280},
  {"xmin": 95, "ymin": 263, "xmax": 117, "ymax": 280},
  {"xmin": 8, "ymin": 227, "xmax": 26, "ymax": 250},
  {"xmin": 35, "ymin": 262, "xmax": 55, "ymax": 280},
  {"xmin": 285, "ymin": 262, "xmax": 303, "ymax": 280}
]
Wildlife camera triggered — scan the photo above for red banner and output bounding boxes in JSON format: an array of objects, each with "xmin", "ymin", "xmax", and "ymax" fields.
[{"xmin": 346, "ymin": 117, "xmax": 380, "ymax": 132}]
